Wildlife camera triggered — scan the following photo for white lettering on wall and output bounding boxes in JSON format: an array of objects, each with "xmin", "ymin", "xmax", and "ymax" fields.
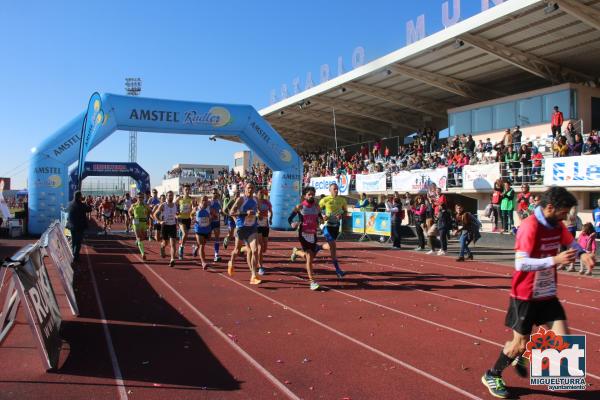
[
  {"xmin": 442, "ymin": 0, "xmax": 461, "ymax": 28},
  {"xmin": 320, "ymin": 64, "xmax": 330, "ymax": 83},
  {"xmin": 352, "ymin": 46, "xmax": 365, "ymax": 69},
  {"xmin": 406, "ymin": 14, "xmax": 426, "ymax": 45},
  {"xmin": 481, "ymin": 0, "xmax": 505, "ymax": 11}
]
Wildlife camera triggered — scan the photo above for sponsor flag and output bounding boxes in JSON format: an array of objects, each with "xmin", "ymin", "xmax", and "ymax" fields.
[{"xmin": 77, "ymin": 93, "xmax": 104, "ymax": 186}]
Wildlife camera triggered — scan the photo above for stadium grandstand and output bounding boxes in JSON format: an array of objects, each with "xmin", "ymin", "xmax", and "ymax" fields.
[{"xmin": 230, "ymin": 0, "xmax": 600, "ymax": 227}]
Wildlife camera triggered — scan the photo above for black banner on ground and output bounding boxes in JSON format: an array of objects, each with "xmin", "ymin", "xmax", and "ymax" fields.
[
  {"xmin": 10, "ymin": 244, "xmax": 62, "ymax": 369},
  {"xmin": 0, "ymin": 267, "xmax": 21, "ymax": 345}
]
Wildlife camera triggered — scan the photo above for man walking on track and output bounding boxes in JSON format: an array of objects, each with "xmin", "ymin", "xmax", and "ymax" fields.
[
  {"xmin": 289, "ymin": 186, "xmax": 332, "ymax": 291},
  {"xmin": 227, "ymin": 182, "xmax": 261, "ymax": 285},
  {"xmin": 66, "ymin": 190, "xmax": 92, "ymax": 263},
  {"xmin": 176, "ymin": 184, "xmax": 194, "ymax": 260},
  {"xmin": 481, "ymin": 187, "xmax": 595, "ymax": 398},
  {"xmin": 318, "ymin": 182, "xmax": 347, "ymax": 278},
  {"xmin": 129, "ymin": 193, "xmax": 151, "ymax": 260},
  {"xmin": 153, "ymin": 191, "xmax": 179, "ymax": 267}
]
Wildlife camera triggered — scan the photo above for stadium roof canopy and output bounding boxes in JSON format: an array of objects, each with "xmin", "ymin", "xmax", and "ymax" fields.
[{"xmin": 252, "ymin": 0, "xmax": 600, "ymax": 151}]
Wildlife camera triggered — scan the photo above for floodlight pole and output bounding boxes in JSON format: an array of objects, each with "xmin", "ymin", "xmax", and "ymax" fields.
[{"xmin": 125, "ymin": 78, "xmax": 142, "ymax": 192}]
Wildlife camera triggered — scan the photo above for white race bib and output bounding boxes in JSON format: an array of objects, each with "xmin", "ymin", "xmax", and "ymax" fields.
[
  {"xmin": 198, "ymin": 217, "xmax": 210, "ymax": 227},
  {"xmin": 532, "ymin": 269, "xmax": 557, "ymax": 299},
  {"xmin": 301, "ymin": 232, "xmax": 316, "ymax": 243},
  {"xmin": 244, "ymin": 215, "xmax": 256, "ymax": 226},
  {"xmin": 258, "ymin": 217, "xmax": 268, "ymax": 227}
]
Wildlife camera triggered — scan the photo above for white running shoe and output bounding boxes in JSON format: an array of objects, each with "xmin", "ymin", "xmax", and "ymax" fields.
[
  {"xmin": 437, "ymin": 250, "xmax": 446, "ymax": 256},
  {"xmin": 425, "ymin": 250, "xmax": 434, "ymax": 255}
]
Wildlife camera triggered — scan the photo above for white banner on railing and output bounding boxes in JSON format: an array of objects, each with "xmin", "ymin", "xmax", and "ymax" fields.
[
  {"xmin": 544, "ymin": 154, "xmax": 600, "ymax": 187},
  {"xmin": 462, "ymin": 163, "xmax": 501, "ymax": 190},
  {"xmin": 309, "ymin": 175, "xmax": 350, "ymax": 196},
  {"xmin": 355, "ymin": 172, "xmax": 387, "ymax": 193},
  {"xmin": 391, "ymin": 168, "xmax": 448, "ymax": 193}
]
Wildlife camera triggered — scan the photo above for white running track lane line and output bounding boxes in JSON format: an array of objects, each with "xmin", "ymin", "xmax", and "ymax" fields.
[
  {"xmin": 84, "ymin": 249, "xmax": 129, "ymax": 400},
  {"xmin": 120, "ymin": 247, "xmax": 301, "ymax": 400},
  {"xmin": 354, "ymin": 252, "xmax": 600, "ymax": 338},
  {"xmin": 352, "ymin": 247, "xmax": 600, "ymax": 328},
  {"xmin": 354, "ymin": 243, "xmax": 600, "ymax": 294},
  {"xmin": 267, "ymin": 246, "xmax": 600, "ymax": 338},
  {"xmin": 217, "ymin": 274, "xmax": 483, "ymax": 400},
  {"xmin": 263, "ymin": 254, "xmax": 600, "ymax": 383}
]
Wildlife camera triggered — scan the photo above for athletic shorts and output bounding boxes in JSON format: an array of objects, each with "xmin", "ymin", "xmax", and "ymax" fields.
[
  {"xmin": 153, "ymin": 222, "xmax": 161, "ymax": 231},
  {"xmin": 161, "ymin": 224, "xmax": 178, "ymax": 240},
  {"xmin": 505, "ymin": 297, "xmax": 566, "ymax": 336},
  {"xmin": 299, "ymin": 231, "xmax": 320, "ymax": 253},
  {"xmin": 132, "ymin": 222, "xmax": 148, "ymax": 231},
  {"xmin": 102, "ymin": 213, "xmax": 112, "ymax": 220},
  {"xmin": 210, "ymin": 221, "xmax": 220, "ymax": 230},
  {"xmin": 236, "ymin": 226, "xmax": 257, "ymax": 244},
  {"xmin": 195, "ymin": 232, "xmax": 210, "ymax": 240},
  {"xmin": 227, "ymin": 216, "xmax": 236, "ymax": 229},
  {"xmin": 257, "ymin": 227, "xmax": 270, "ymax": 238},
  {"xmin": 178, "ymin": 218, "xmax": 191, "ymax": 231},
  {"xmin": 322, "ymin": 225, "xmax": 339, "ymax": 242}
]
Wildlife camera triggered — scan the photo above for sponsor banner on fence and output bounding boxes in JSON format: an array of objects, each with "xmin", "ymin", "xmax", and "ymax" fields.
[
  {"xmin": 544, "ymin": 154, "xmax": 600, "ymax": 187},
  {"xmin": 391, "ymin": 167, "xmax": 448, "ymax": 193},
  {"xmin": 351, "ymin": 211, "xmax": 365, "ymax": 234},
  {"xmin": 365, "ymin": 212, "xmax": 391, "ymax": 236},
  {"xmin": 11, "ymin": 244, "xmax": 62, "ymax": 369},
  {"xmin": 355, "ymin": 172, "xmax": 387, "ymax": 193},
  {"xmin": 309, "ymin": 175, "xmax": 350, "ymax": 196},
  {"xmin": 462, "ymin": 163, "xmax": 501, "ymax": 190},
  {"xmin": 44, "ymin": 223, "xmax": 78, "ymax": 315}
]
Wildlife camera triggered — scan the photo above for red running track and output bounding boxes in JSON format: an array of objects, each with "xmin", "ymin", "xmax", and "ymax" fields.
[{"xmin": 0, "ymin": 228, "xmax": 599, "ymax": 399}]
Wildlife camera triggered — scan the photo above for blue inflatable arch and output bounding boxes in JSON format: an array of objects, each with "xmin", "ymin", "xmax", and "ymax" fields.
[
  {"xmin": 68, "ymin": 162, "xmax": 151, "ymax": 199},
  {"xmin": 29, "ymin": 93, "xmax": 302, "ymax": 234}
]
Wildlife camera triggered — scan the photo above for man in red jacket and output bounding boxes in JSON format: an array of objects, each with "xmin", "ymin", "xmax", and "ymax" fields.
[{"xmin": 551, "ymin": 105, "xmax": 564, "ymax": 139}]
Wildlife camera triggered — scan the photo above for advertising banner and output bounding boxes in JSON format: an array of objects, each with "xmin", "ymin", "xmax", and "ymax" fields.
[
  {"xmin": 11, "ymin": 244, "xmax": 62, "ymax": 369},
  {"xmin": 0, "ymin": 180, "xmax": 10, "ymax": 220},
  {"xmin": 365, "ymin": 212, "xmax": 391, "ymax": 236},
  {"xmin": 309, "ymin": 175, "xmax": 350, "ymax": 196},
  {"xmin": 43, "ymin": 223, "xmax": 78, "ymax": 315},
  {"xmin": 462, "ymin": 163, "xmax": 501, "ymax": 190},
  {"xmin": 544, "ymin": 154, "xmax": 600, "ymax": 187},
  {"xmin": 351, "ymin": 211, "xmax": 365, "ymax": 234},
  {"xmin": 392, "ymin": 168, "xmax": 448, "ymax": 193},
  {"xmin": 355, "ymin": 172, "xmax": 387, "ymax": 193}
]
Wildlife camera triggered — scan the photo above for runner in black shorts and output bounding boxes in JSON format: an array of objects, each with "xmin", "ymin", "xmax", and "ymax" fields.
[
  {"xmin": 481, "ymin": 187, "xmax": 595, "ymax": 399},
  {"xmin": 288, "ymin": 187, "xmax": 331, "ymax": 291},
  {"xmin": 154, "ymin": 191, "xmax": 179, "ymax": 267}
]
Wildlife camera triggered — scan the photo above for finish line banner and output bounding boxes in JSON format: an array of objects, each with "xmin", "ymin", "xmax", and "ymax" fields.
[
  {"xmin": 309, "ymin": 175, "xmax": 350, "ymax": 196},
  {"xmin": 355, "ymin": 172, "xmax": 386, "ymax": 193},
  {"xmin": 391, "ymin": 167, "xmax": 448, "ymax": 193},
  {"xmin": 462, "ymin": 163, "xmax": 501, "ymax": 190},
  {"xmin": 544, "ymin": 154, "xmax": 600, "ymax": 187}
]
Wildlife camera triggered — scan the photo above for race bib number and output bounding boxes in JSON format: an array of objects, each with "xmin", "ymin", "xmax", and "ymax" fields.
[
  {"xmin": 198, "ymin": 217, "xmax": 210, "ymax": 227},
  {"xmin": 532, "ymin": 269, "xmax": 557, "ymax": 299},
  {"xmin": 258, "ymin": 217, "xmax": 268, "ymax": 227},
  {"xmin": 244, "ymin": 215, "xmax": 256, "ymax": 226},
  {"xmin": 301, "ymin": 232, "xmax": 316, "ymax": 243}
]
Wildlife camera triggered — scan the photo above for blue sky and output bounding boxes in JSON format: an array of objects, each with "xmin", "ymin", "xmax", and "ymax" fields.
[{"xmin": 0, "ymin": 0, "xmax": 490, "ymax": 189}]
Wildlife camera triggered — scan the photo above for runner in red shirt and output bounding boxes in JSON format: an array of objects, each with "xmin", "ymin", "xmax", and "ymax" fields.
[{"xmin": 481, "ymin": 187, "xmax": 595, "ymax": 398}]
